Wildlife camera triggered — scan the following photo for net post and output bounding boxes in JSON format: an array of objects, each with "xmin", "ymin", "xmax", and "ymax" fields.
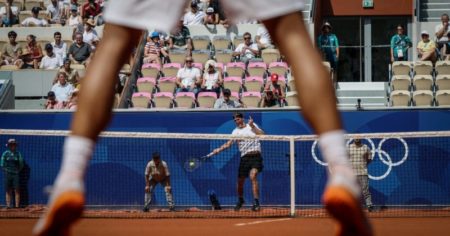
[{"xmin": 289, "ymin": 137, "xmax": 296, "ymax": 217}]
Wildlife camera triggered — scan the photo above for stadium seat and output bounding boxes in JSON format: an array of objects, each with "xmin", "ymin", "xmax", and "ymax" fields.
[
  {"xmin": 223, "ymin": 76, "xmax": 242, "ymax": 93},
  {"xmin": 247, "ymin": 62, "xmax": 267, "ymax": 77},
  {"xmin": 212, "ymin": 35, "xmax": 231, "ymax": 50},
  {"xmin": 435, "ymin": 61, "xmax": 450, "ymax": 76},
  {"xmin": 192, "ymin": 50, "xmax": 210, "ymax": 65},
  {"xmin": 214, "ymin": 62, "xmax": 224, "ymax": 72},
  {"xmin": 285, "ymin": 91, "xmax": 299, "ymax": 107},
  {"xmin": 232, "ymin": 35, "xmax": 244, "ymax": 49},
  {"xmin": 244, "ymin": 76, "xmax": 264, "ymax": 92},
  {"xmin": 391, "ymin": 75, "xmax": 411, "ymax": 91},
  {"xmin": 131, "ymin": 92, "xmax": 151, "ymax": 108},
  {"xmin": 197, "ymin": 92, "xmax": 217, "ymax": 108},
  {"xmin": 230, "ymin": 91, "xmax": 240, "ymax": 101},
  {"xmin": 24, "ymin": 0, "xmax": 43, "ymax": 10},
  {"xmin": 268, "ymin": 62, "xmax": 289, "ymax": 77},
  {"xmin": 413, "ymin": 75, "xmax": 433, "ymax": 91},
  {"xmin": 141, "ymin": 63, "xmax": 161, "ymax": 78},
  {"xmin": 162, "ymin": 63, "xmax": 181, "ymax": 77},
  {"xmin": 436, "ymin": 90, "xmax": 450, "ymax": 106},
  {"xmin": 0, "ymin": 65, "xmax": 19, "ymax": 70},
  {"xmin": 19, "ymin": 10, "xmax": 48, "ymax": 23},
  {"xmin": 192, "ymin": 35, "xmax": 210, "ymax": 50},
  {"xmin": 413, "ymin": 61, "xmax": 433, "ymax": 76},
  {"xmin": 225, "ymin": 62, "xmax": 245, "ymax": 77},
  {"xmin": 261, "ymin": 49, "xmax": 280, "ymax": 65},
  {"xmin": 175, "ymin": 92, "xmax": 196, "ymax": 108},
  {"xmin": 153, "ymin": 92, "xmax": 174, "ymax": 108},
  {"xmin": 413, "ymin": 90, "xmax": 434, "ymax": 107},
  {"xmin": 392, "ymin": 61, "xmax": 412, "ymax": 76},
  {"xmin": 191, "ymin": 62, "xmax": 204, "ymax": 71},
  {"xmin": 215, "ymin": 49, "xmax": 233, "ymax": 63},
  {"xmin": 168, "ymin": 50, "xmax": 187, "ymax": 64},
  {"xmin": 241, "ymin": 91, "xmax": 261, "ymax": 108},
  {"xmin": 390, "ymin": 90, "xmax": 411, "ymax": 107},
  {"xmin": 136, "ymin": 77, "xmax": 156, "ymax": 93},
  {"xmin": 157, "ymin": 77, "xmax": 176, "ymax": 93},
  {"xmin": 38, "ymin": 40, "xmax": 51, "ymax": 51},
  {"xmin": 436, "ymin": 75, "xmax": 450, "ymax": 90},
  {"xmin": 287, "ymin": 76, "xmax": 296, "ymax": 91}
]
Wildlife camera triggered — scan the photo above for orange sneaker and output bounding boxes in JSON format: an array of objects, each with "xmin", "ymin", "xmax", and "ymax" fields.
[
  {"xmin": 323, "ymin": 186, "xmax": 373, "ymax": 236},
  {"xmin": 33, "ymin": 190, "xmax": 84, "ymax": 236}
]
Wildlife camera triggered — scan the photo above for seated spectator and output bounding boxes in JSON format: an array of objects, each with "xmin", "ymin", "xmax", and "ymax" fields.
[
  {"xmin": 213, "ymin": 88, "xmax": 243, "ymax": 109},
  {"xmin": 47, "ymin": 0, "xmax": 64, "ymax": 24},
  {"xmin": 66, "ymin": 88, "xmax": 79, "ymax": 110},
  {"xmin": 264, "ymin": 73, "xmax": 285, "ymax": 105},
  {"xmin": 0, "ymin": 0, "xmax": 19, "ymax": 27},
  {"xmin": 176, "ymin": 56, "xmax": 202, "ymax": 95},
  {"xmin": 81, "ymin": 0, "xmax": 102, "ymax": 24},
  {"xmin": 169, "ymin": 19, "xmax": 192, "ymax": 55},
  {"xmin": 83, "ymin": 18, "xmax": 99, "ymax": 50},
  {"xmin": 232, "ymin": 32, "xmax": 259, "ymax": 63},
  {"xmin": 40, "ymin": 44, "xmax": 63, "ymax": 69},
  {"xmin": 68, "ymin": 33, "xmax": 92, "ymax": 64},
  {"xmin": 261, "ymin": 90, "xmax": 279, "ymax": 108},
  {"xmin": 201, "ymin": 60, "xmax": 223, "ymax": 96},
  {"xmin": 52, "ymin": 32, "xmax": 68, "ymax": 61},
  {"xmin": 256, "ymin": 25, "xmax": 273, "ymax": 50},
  {"xmin": 21, "ymin": 7, "xmax": 48, "ymax": 27},
  {"xmin": 417, "ymin": 31, "xmax": 437, "ymax": 64},
  {"xmin": 143, "ymin": 32, "xmax": 168, "ymax": 66},
  {"xmin": 67, "ymin": 4, "xmax": 82, "ymax": 27},
  {"xmin": 45, "ymin": 91, "xmax": 65, "ymax": 109},
  {"xmin": 51, "ymin": 71, "xmax": 74, "ymax": 103},
  {"xmin": 58, "ymin": 59, "xmax": 80, "ymax": 87},
  {"xmin": 22, "ymin": 34, "xmax": 43, "ymax": 69},
  {"xmin": 183, "ymin": 1, "xmax": 205, "ymax": 26},
  {"xmin": 1, "ymin": 31, "xmax": 22, "ymax": 67},
  {"xmin": 443, "ymin": 32, "xmax": 450, "ymax": 61},
  {"xmin": 435, "ymin": 13, "xmax": 449, "ymax": 59},
  {"xmin": 204, "ymin": 0, "xmax": 219, "ymax": 25}
]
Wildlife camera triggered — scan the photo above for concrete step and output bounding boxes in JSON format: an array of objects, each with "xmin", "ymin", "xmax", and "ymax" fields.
[
  {"xmin": 338, "ymin": 96, "xmax": 388, "ymax": 104},
  {"xmin": 335, "ymin": 82, "xmax": 388, "ymax": 97}
]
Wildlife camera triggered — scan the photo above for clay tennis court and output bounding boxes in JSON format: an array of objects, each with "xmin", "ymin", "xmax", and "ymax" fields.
[{"xmin": 1, "ymin": 217, "xmax": 450, "ymax": 236}]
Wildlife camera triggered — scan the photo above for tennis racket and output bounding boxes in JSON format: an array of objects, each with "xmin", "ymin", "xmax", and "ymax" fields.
[{"xmin": 184, "ymin": 153, "xmax": 214, "ymax": 172}]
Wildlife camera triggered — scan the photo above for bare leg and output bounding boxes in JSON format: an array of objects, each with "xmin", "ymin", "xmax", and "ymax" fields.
[
  {"xmin": 249, "ymin": 169, "xmax": 259, "ymax": 199},
  {"xmin": 5, "ymin": 190, "xmax": 11, "ymax": 207},
  {"xmin": 14, "ymin": 189, "xmax": 20, "ymax": 208}
]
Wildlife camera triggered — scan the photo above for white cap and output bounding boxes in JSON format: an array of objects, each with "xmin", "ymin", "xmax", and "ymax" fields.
[{"xmin": 421, "ymin": 30, "xmax": 429, "ymax": 36}]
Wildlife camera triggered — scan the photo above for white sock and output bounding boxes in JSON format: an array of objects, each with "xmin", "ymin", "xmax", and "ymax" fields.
[
  {"xmin": 319, "ymin": 130, "xmax": 360, "ymax": 197},
  {"xmin": 53, "ymin": 135, "xmax": 94, "ymax": 192}
]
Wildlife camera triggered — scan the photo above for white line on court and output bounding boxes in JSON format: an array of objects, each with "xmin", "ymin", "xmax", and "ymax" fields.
[{"xmin": 235, "ymin": 218, "xmax": 292, "ymax": 227}]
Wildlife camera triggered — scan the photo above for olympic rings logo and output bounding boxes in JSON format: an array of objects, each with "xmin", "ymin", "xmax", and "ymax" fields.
[{"xmin": 311, "ymin": 138, "xmax": 409, "ymax": 180}]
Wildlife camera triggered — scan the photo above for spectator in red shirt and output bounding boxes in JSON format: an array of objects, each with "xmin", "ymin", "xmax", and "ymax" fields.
[
  {"xmin": 81, "ymin": 0, "xmax": 103, "ymax": 25},
  {"xmin": 264, "ymin": 73, "xmax": 285, "ymax": 105}
]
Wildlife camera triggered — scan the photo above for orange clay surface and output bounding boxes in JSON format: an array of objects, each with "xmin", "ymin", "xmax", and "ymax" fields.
[{"xmin": 1, "ymin": 217, "xmax": 450, "ymax": 236}]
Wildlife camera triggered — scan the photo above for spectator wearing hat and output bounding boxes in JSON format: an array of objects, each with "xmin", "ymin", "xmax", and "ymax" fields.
[
  {"xmin": 263, "ymin": 73, "xmax": 285, "ymax": 107},
  {"xmin": 417, "ymin": 31, "xmax": 437, "ymax": 64},
  {"xmin": 213, "ymin": 88, "xmax": 244, "ymax": 109},
  {"xmin": 318, "ymin": 22, "xmax": 339, "ymax": 72},
  {"xmin": 390, "ymin": 24, "xmax": 412, "ymax": 63},
  {"xmin": 1, "ymin": 138, "xmax": 24, "ymax": 208},
  {"xmin": 1, "ymin": 31, "xmax": 22, "ymax": 67},
  {"xmin": 46, "ymin": 0, "xmax": 65, "ymax": 24},
  {"xmin": 435, "ymin": 13, "xmax": 450, "ymax": 59},
  {"xmin": 68, "ymin": 32, "xmax": 92, "ymax": 64},
  {"xmin": 183, "ymin": 1, "xmax": 205, "ymax": 26},
  {"xmin": 40, "ymin": 43, "xmax": 63, "ymax": 69},
  {"xmin": 201, "ymin": 59, "xmax": 223, "ymax": 96},
  {"xmin": 52, "ymin": 32, "xmax": 68, "ymax": 61},
  {"xmin": 169, "ymin": 19, "xmax": 192, "ymax": 55},
  {"xmin": 83, "ymin": 18, "xmax": 99, "ymax": 50},
  {"xmin": 45, "ymin": 91, "xmax": 65, "ymax": 109},
  {"xmin": 0, "ymin": 0, "xmax": 19, "ymax": 27},
  {"xmin": 143, "ymin": 31, "xmax": 168, "ymax": 66},
  {"xmin": 81, "ymin": 0, "xmax": 101, "ymax": 23},
  {"xmin": 232, "ymin": 32, "xmax": 260, "ymax": 64},
  {"xmin": 143, "ymin": 152, "xmax": 175, "ymax": 212},
  {"xmin": 21, "ymin": 34, "xmax": 43, "ymax": 69},
  {"xmin": 176, "ymin": 56, "xmax": 202, "ymax": 95},
  {"xmin": 21, "ymin": 7, "xmax": 48, "ymax": 27},
  {"xmin": 51, "ymin": 71, "xmax": 74, "ymax": 103},
  {"xmin": 203, "ymin": 0, "xmax": 219, "ymax": 25},
  {"xmin": 67, "ymin": 4, "xmax": 82, "ymax": 27}
]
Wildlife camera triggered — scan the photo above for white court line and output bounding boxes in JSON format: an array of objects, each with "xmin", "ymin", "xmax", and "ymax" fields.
[{"xmin": 235, "ymin": 218, "xmax": 292, "ymax": 227}]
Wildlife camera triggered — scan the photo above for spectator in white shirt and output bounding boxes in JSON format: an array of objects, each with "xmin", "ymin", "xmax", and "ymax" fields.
[
  {"xmin": 176, "ymin": 56, "xmax": 202, "ymax": 95},
  {"xmin": 51, "ymin": 71, "xmax": 74, "ymax": 103},
  {"xmin": 52, "ymin": 32, "xmax": 68, "ymax": 61},
  {"xmin": 232, "ymin": 32, "xmax": 260, "ymax": 63},
  {"xmin": 183, "ymin": 2, "xmax": 205, "ymax": 26},
  {"xmin": 83, "ymin": 18, "xmax": 99, "ymax": 50},
  {"xmin": 435, "ymin": 13, "xmax": 450, "ymax": 58},
  {"xmin": 0, "ymin": 0, "xmax": 19, "ymax": 27},
  {"xmin": 47, "ymin": 0, "xmax": 64, "ymax": 24},
  {"xmin": 256, "ymin": 25, "xmax": 273, "ymax": 50},
  {"xmin": 67, "ymin": 4, "xmax": 82, "ymax": 27},
  {"xmin": 21, "ymin": 7, "xmax": 48, "ymax": 27},
  {"xmin": 40, "ymin": 44, "xmax": 63, "ymax": 70}
]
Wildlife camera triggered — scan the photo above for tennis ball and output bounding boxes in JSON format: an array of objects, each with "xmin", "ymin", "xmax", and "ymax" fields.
[{"xmin": 189, "ymin": 161, "xmax": 195, "ymax": 167}]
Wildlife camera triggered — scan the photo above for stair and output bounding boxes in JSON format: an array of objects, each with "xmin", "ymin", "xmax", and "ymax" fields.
[
  {"xmin": 336, "ymin": 82, "xmax": 388, "ymax": 108},
  {"xmin": 419, "ymin": 0, "xmax": 450, "ymax": 22}
]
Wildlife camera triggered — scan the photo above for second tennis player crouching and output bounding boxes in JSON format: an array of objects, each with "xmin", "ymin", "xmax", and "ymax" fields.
[
  {"xmin": 143, "ymin": 152, "xmax": 175, "ymax": 212},
  {"xmin": 211, "ymin": 112, "xmax": 265, "ymax": 211}
]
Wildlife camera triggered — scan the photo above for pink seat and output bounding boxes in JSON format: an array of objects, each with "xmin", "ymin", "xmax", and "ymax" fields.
[
  {"xmin": 141, "ymin": 63, "xmax": 161, "ymax": 70},
  {"xmin": 153, "ymin": 92, "xmax": 174, "ymax": 108},
  {"xmin": 191, "ymin": 62, "xmax": 204, "ymax": 71},
  {"xmin": 223, "ymin": 76, "xmax": 243, "ymax": 93},
  {"xmin": 154, "ymin": 92, "xmax": 174, "ymax": 99},
  {"xmin": 131, "ymin": 92, "xmax": 152, "ymax": 108},
  {"xmin": 175, "ymin": 92, "xmax": 196, "ymax": 108},
  {"xmin": 158, "ymin": 77, "xmax": 176, "ymax": 83},
  {"xmin": 248, "ymin": 62, "xmax": 267, "ymax": 70},
  {"xmin": 242, "ymin": 91, "xmax": 261, "ymax": 98},
  {"xmin": 197, "ymin": 92, "xmax": 217, "ymax": 108},
  {"xmin": 248, "ymin": 62, "xmax": 267, "ymax": 77},
  {"xmin": 244, "ymin": 76, "xmax": 264, "ymax": 92},
  {"xmin": 241, "ymin": 91, "xmax": 262, "ymax": 107},
  {"xmin": 176, "ymin": 91, "xmax": 196, "ymax": 99},
  {"xmin": 215, "ymin": 62, "xmax": 224, "ymax": 71},
  {"xmin": 224, "ymin": 76, "xmax": 243, "ymax": 83},
  {"xmin": 226, "ymin": 62, "xmax": 246, "ymax": 70},
  {"xmin": 132, "ymin": 92, "xmax": 152, "ymax": 99},
  {"xmin": 268, "ymin": 62, "xmax": 288, "ymax": 69},
  {"xmin": 137, "ymin": 77, "xmax": 156, "ymax": 84},
  {"xmin": 163, "ymin": 63, "xmax": 182, "ymax": 69},
  {"xmin": 245, "ymin": 76, "xmax": 264, "ymax": 83},
  {"xmin": 230, "ymin": 92, "xmax": 240, "ymax": 100},
  {"xmin": 198, "ymin": 91, "xmax": 218, "ymax": 98},
  {"xmin": 136, "ymin": 77, "xmax": 157, "ymax": 93}
]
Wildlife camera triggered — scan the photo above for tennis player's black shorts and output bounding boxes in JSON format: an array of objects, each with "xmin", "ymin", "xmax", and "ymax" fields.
[{"xmin": 238, "ymin": 152, "xmax": 263, "ymax": 178}]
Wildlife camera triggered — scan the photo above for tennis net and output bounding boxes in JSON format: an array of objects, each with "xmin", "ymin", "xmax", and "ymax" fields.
[{"xmin": 0, "ymin": 129, "xmax": 449, "ymax": 218}]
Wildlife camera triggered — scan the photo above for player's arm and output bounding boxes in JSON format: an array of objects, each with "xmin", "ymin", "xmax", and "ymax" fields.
[
  {"xmin": 248, "ymin": 116, "xmax": 264, "ymax": 135},
  {"xmin": 212, "ymin": 139, "xmax": 234, "ymax": 155}
]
